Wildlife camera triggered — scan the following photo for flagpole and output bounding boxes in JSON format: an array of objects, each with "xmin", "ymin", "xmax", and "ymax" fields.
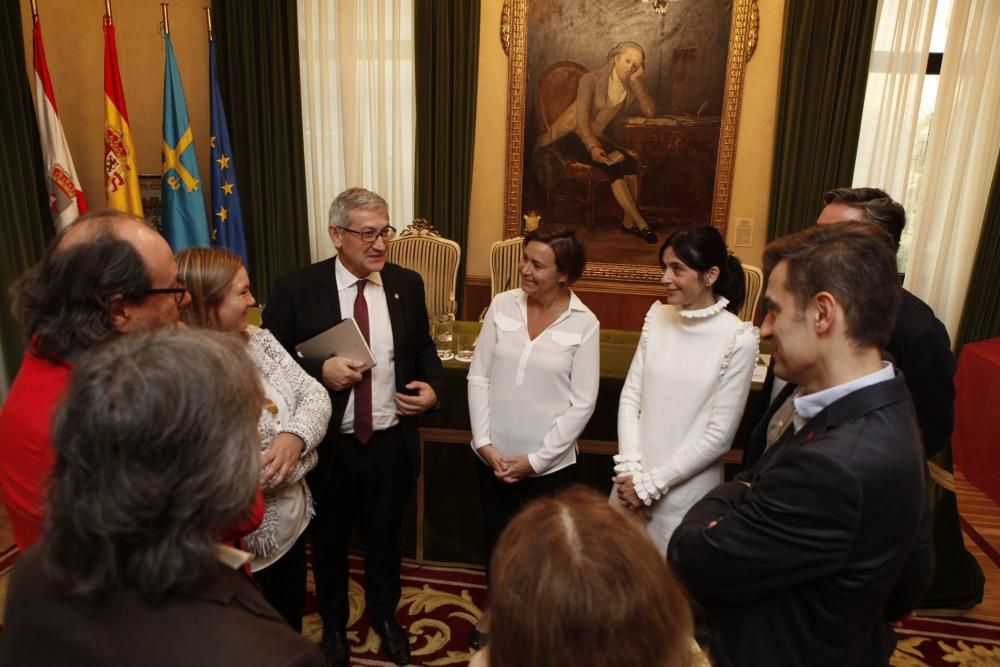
[
  {"xmin": 161, "ymin": 3, "xmax": 170, "ymax": 35},
  {"xmin": 104, "ymin": 0, "xmax": 112, "ymax": 20},
  {"xmin": 30, "ymin": 0, "xmax": 38, "ymax": 20},
  {"xmin": 206, "ymin": 7, "xmax": 213, "ymax": 42}
]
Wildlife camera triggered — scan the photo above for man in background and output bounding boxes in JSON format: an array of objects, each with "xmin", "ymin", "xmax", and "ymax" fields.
[
  {"xmin": 0, "ymin": 210, "xmax": 189, "ymax": 549},
  {"xmin": 671, "ymin": 222, "xmax": 933, "ymax": 666}
]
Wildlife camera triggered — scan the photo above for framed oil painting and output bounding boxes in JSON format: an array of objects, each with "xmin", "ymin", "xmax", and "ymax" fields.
[{"xmin": 502, "ymin": 0, "xmax": 759, "ymax": 284}]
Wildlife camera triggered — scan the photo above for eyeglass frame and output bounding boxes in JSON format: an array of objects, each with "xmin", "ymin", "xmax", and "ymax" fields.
[
  {"xmin": 335, "ymin": 224, "xmax": 397, "ymax": 244},
  {"xmin": 142, "ymin": 285, "xmax": 188, "ymax": 305}
]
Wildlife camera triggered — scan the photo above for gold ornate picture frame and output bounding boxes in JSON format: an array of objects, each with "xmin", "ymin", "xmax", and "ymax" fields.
[{"xmin": 502, "ymin": 0, "xmax": 759, "ymax": 285}]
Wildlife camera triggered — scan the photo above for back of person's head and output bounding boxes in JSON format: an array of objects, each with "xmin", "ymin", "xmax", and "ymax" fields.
[
  {"xmin": 487, "ymin": 486, "xmax": 694, "ymax": 667},
  {"xmin": 42, "ymin": 328, "xmax": 264, "ymax": 602},
  {"xmin": 821, "ymin": 187, "xmax": 906, "ymax": 252},
  {"xmin": 523, "ymin": 224, "xmax": 587, "ymax": 285},
  {"xmin": 763, "ymin": 221, "xmax": 900, "ymax": 349},
  {"xmin": 176, "ymin": 247, "xmax": 244, "ymax": 329},
  {"xmin": 660, "ymin": 225, "xmax": 745, "ymax": 314},
  {"xmin": 12, "ymin": 210, "xmax": 152, "ymax": 360}
]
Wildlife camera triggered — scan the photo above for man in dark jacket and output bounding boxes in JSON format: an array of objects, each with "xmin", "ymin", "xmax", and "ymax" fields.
[
  {"xmin": 264, "ymin": 188, "xmax": 444, "ymax": 667},
  {"xmin": 670, "ymin": 222, "xmax": 933, "ymax": 667}
]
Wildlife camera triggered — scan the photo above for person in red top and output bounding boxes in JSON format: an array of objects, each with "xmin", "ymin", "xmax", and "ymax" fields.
[{"xmin": 0, "ymin": 209, "xmax": 262, "ymax": 549}]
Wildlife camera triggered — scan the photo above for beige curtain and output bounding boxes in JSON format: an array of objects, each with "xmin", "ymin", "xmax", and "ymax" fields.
[
  {"xmin": 852, "ymin": 0, "xmax": 938, "ymax": 205},
  {"xmin": 297, "ymin": 0, "xmax": 416, "ymax": 261},
  {"xmin": 904, "ymin": 0, "xmax": 1000, "ymax": 339}
]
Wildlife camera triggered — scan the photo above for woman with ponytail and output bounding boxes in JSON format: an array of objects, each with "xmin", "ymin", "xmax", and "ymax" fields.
[{"xmin": 611, "ymin": 225, "xmax": 758, "ymax": 555}]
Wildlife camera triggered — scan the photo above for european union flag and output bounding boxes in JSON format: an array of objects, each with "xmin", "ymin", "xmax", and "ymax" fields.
[
  {"xmin": 161, "ymin": 32, "xmax": 209, "ymax": 251},
  {"xmin": 209, "ymin": 40, "xmax": 249, "ymax": 268}
]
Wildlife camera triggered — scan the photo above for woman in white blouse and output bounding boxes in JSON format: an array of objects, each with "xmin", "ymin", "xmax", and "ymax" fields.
[
  {"xmin": 612, "ymin": 226, "xmax": 758, "ymax": 556},
  {"xmin": 177, "ymin": 248, "xmax": 331, "ymax": 632},
  {"xmin": 468, "ymin": 225, "xmax": 600, "ymax": 642}
]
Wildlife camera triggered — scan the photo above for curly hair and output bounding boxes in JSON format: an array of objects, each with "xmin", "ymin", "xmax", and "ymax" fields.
[
  {"xmin": 487, "ymin": 486, "xmax": 695, "ymax": 667},
  {"xmin": 10, "ymin": 210, "xmax": 152, "ymax": 361},
  {"xmin": 41, "ymin": 328, "xmax": 264, "ymax": 602}
]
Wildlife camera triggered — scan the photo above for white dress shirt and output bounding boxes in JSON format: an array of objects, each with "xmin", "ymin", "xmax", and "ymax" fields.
[
  {"xmin": 468, "ymin": 289, "xmax": 600, "ymax": 475},
  {"xmin": 334, "ymin": 258, "xmax": 398, "ymax": 434},
  {"xmin": 791, "ymin": 362, "xmax": 896, "ymax": 433}
]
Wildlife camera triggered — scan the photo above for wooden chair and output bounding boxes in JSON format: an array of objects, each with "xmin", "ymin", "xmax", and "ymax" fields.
[
  {"xmin": 740, "ymin": 264, "xmax": 764, "ymax": 324},
  {"xmin": 490, "ymin": 236, "xmax": 524, "ymax": 298},
  {"xmin": 535, "ymin": 61, "xmax": 613, "ymax": 227},
  {"xmin": 385, "ymin": 218, "xmax": 461, "ymax": 317}
]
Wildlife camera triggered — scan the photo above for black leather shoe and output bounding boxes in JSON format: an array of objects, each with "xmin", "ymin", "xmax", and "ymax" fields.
[
  {"xmin": 373, "ymin": 617, "xmax": 411, "ymax": 665},
  {"xmin": 320, "ymin": 628, "xmax": 349, "ymax": 667},
  {"xmin": 642, "ymin": 226, "xmax": 658, "ymax": 244}
]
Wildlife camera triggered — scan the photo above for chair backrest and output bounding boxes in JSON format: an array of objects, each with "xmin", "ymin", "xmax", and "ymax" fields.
[
  {"xmin": 740, "ymin": 264, "xmax": 764, "ymax": 324},
  {"xmin": 385, "ymin": 218, "xmax": 461, "ymax": 317},
  {"xmin": 490, "ymin": 236, "xmax": 524, "ymax": 298},
  {"xmin": 535, "ymin": 61, "xmax": 587, "ymax": 132}
]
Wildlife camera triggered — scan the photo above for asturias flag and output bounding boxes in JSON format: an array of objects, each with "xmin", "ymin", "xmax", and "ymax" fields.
[
  {"xmin": 33, "ymin": 14, "xmax": 87, "ymax": 231},
  {"xmin": 209, "ymin": 40, "xmax": 249, "ymax": 268},
  {"xmin": 161, "ymin": 32, "xmax": 209, "ymax": 251},
  {"xmin": 103, "ymin": 13, "xmax": 142, "ymax": 216}
]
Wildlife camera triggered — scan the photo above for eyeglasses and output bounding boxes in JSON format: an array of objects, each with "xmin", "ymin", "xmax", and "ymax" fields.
[
  {"xmin": 336, "ymin": 225, "xmax": 397, "ymax": 244},
  {"xmin": 144, "ymin": 284, "xmax": 188, "ymax": 305}
]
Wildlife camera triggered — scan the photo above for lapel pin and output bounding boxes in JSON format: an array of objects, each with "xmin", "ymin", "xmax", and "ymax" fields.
[{"xmin": 394, "ymin": 293, "xmax": 400, "ymax": 300}]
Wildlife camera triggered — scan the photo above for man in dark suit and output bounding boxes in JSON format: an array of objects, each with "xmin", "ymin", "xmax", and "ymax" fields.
[
  {"xmin": 742, "ymin": 188, "xmax": 983, "ymax": 610},
  {"xmin": 264, "ymin": 188, "xmax": 445, "ymax": 667},
  {"xmin": 669, "ymin": 222, "xmax": 933, "ymax": 667}
]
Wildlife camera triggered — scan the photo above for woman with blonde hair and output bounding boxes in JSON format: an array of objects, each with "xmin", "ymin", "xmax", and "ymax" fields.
[
  {"xmin": 471, "ymin": 486, "xmax": 699, "ymax": 667},
  {"xmin": 176, "ymin": 247, "xmax": 331, "ymax": 631}
]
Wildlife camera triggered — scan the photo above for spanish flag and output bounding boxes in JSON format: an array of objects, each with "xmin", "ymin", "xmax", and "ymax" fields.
[{"xmin": 103, "ymin": 12, "xmax": 142, "ymax": 216}]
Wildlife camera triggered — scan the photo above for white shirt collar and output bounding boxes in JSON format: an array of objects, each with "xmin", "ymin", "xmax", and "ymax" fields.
[
  {"xmin": 214, "ymin": 543, "xmax": 251, "ymax": 570},
  {"xmin": 791, "ymin": 361, "xmax": 895, "ymax": 432},
  {"xmin": 513, "ymin": 288, "xmax": 592, "ymax": 329},
  {"xmin": 334, "ymin": 255, "xmax": 383, "ymax": 289},
  {"xmin": 678, "ymin": 297, "xmax": 730, "ymax": 319}
]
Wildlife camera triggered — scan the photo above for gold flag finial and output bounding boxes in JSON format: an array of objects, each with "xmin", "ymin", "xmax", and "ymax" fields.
[
  {"xmin": 104, "ymin": 0, "xmax": 112, "ymax": 20},
  {"xmin": 161, "ymin": 3, "xmax": 169, "ymax": 35},
  {"xmin": 205, "ymin": 7, "xmax": 213, "ymax": 41},
  {"xmin": 30, "ymin": 0, "xmax": 39, "ymax": 20}
]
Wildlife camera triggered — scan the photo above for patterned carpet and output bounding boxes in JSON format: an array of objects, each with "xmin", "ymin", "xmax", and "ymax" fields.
[{"xmin": 0, "ymin": 546, "xmax": 998, "ymax": 665}]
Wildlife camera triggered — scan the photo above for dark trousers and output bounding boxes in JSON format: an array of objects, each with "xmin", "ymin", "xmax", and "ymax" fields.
[
  {"xmin": 476, "ymin": 461, "xmax": 578, "ymax": 582},
  {"xmin": 310, "ymin": 426, "xmax": 413, "ymax": 629},
  {"xmin": 253, "ymin": 528, "xmax": 308, "ymax": 632}
]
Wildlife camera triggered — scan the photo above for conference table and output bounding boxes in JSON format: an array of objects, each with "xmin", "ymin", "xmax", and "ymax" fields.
[
  {"xmin": 410, "ymin": 320, "xmax": 765, "ymax": 563},
  {"xmin": 952, "ymin": 336, "xmax": 1000, "ymax": 505}
]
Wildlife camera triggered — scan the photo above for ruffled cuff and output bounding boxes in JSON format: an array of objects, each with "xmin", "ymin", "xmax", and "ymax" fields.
[
  {"xmin": 633, "ymin": 471, "xmax": 667, "ymax": 506},
  {"xmin": 613, "ymin": 453, "xmax": 643, "ymax": 476}
]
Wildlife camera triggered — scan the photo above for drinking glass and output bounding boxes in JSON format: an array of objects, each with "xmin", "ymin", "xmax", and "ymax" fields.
[{"xmin": 455, "ymin": 332, "xmax": 475, "ymax": 363}]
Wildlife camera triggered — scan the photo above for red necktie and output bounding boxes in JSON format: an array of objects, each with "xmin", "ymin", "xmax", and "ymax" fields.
[{"xmin": 353, "ymin": 279, "xmax": 373, "ymax": 444}]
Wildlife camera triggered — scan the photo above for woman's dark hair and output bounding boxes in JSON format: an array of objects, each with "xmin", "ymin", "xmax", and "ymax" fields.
[
  {"xmin": 523, "ymin": 224, "xmax": 587, "ymax": 286},
  {"xmin": 488, "ymin": 486, "xmax": 695, "ymax": 667},
  {"xmin": 12, "ymin": 214, "xmax": 152, "ymax": 361},
  {"xmin": 660, "ymin": 225, "xmax": 744, "ymax": 314},
  {"xmin": 42, "ymin": 328, "xmax": 264, "ymax": 602}
]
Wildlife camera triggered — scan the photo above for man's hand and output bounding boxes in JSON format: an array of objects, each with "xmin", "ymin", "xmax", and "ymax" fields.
[
  {"xmin": 321, "ymin": 356, "xmax": 365, "ymax": 391},
  {"xmin": 589, "ymin": 146, "xmax": 613, "ymax": 165},
  {"xmin": 497, "ymin": 455, "xmax": 535, "ymax": 484},
  {"xmin": 477, "ymin": 445, "xmax": 508, "ymax": 474},
  {"xmin": 395, "ymin": 381, "xmax": 437, "ymax": 417},
  {"xmin": 612, "ymin": 475, "xmax": 644, "ymax": 511},
  {"xmin": 261, "ymin": 432, "xmax": 304, "ymax": 491}
]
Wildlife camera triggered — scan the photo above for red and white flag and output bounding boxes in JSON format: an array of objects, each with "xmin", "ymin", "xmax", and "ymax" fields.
[{"xmin": 32, "ymin": 15, "xmax": 87, "ymax": 231}]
